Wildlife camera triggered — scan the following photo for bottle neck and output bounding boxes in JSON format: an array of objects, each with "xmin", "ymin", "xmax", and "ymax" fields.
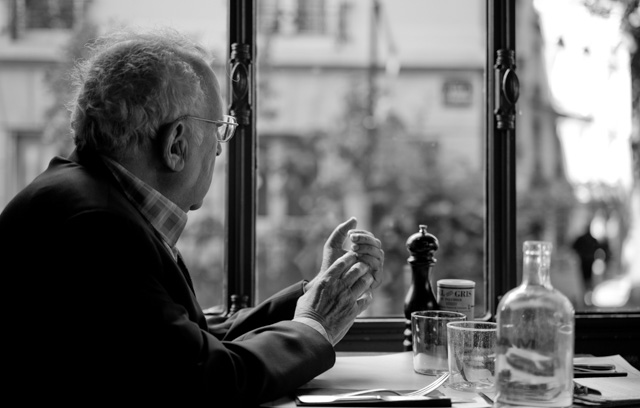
[{"xmin": 521, "ymin": 253, "xmax": 551, "ymax": 287}]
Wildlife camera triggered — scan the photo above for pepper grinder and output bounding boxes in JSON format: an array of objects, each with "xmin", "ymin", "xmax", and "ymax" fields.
[{"xmin": 403, "ymin": 224, "xmax": 440, "ymax": 350}]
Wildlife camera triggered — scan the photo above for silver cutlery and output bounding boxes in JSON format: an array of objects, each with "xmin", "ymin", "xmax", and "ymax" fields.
[
  {"xmin": 478, "ymin": 391, "xmax": 494, "ymax": 405},
  {"xmin": 339, "ymin": 371, "xmax": 450, "ymax": 397},
  {"xmin": 296, "ymin": 394, "xmax": 471, "ymax": 406},
  {"xmin": 574, "ymin": 364, "xmax": 616, "ymax": 373}
]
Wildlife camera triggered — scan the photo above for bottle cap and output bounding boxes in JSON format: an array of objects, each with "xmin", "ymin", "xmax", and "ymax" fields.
[{"xmin": 437, "ymin": 279, "xmax": 476, "ymax": 289}]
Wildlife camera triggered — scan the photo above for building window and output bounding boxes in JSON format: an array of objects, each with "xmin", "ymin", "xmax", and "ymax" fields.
[
  {"xmin": 24, "ymin": 0, "xmax": 77, "ymax": 29},
  {"xmin": 258, "ymin": 0, "xmax": 329, "ymax": 36},
  {"xmin": 295, "ymin": 0, "xmax": 327, "ymax": 35},
  {"xmin": 442, "ymin": 79, "xmax": 474, "ymax": 107},
  {"xmin": 9, "ymin": 0, "xmax": 84, "ymax": 39}
]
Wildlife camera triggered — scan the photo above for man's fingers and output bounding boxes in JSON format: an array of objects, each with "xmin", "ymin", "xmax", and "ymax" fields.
[
  {"xmin": 324, "ymin": 251, "xmax": 358, "ymax": 278},
  {"xmin": 350, "ymin": 244, "xmax": 383, "ymax": 260},
  {"xmin": 326, "ymin": 217, "xmax": 357, "ymax": 249},
  {"xmin": 356, "ymin": 290, "xmax": 373, "ymax": 314},
  {"xmin": 348, "ymin": 231, "xmax": 381, "ymax": 248},
  {"xmin": 354, "ymin": 252, "xmax": 383, "ymax": 272},
  {"xmin": 350, "ymin": 272, "xmax": 374, "ymax": 299},
  {"xmin": 342, "ymin": 262, "xmax": 369, "ymax": 287}
]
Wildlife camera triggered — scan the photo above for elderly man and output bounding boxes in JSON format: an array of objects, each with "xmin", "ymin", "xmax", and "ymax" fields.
[{"xmin": 0, "ymin": 29, "xmax": 384, "ymax": 406}]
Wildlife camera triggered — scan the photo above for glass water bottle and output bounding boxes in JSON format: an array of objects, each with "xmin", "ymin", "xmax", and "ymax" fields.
[{"xmin": 494, "ymin": 241, "xmax": 575, "ymax": 408}]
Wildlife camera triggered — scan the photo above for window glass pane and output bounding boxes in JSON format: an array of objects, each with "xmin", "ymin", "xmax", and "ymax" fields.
[
  {"xmin": 89, "ymin": 0, "xmax": 231, "ymax": 310},
  {"xmin": 0, "ymin": 0, "xmax": 230, "ymax": 309},
  {"xmin": 15, "ymin": 132, "xmax": 49, "ymax": 189},
  {"xmin": 256, "ymin": 0, "xmax": 487, "ymax": 317},
  {"xmin": 516, "ymin": 0, "xmax": 640, "ymax": 312}
]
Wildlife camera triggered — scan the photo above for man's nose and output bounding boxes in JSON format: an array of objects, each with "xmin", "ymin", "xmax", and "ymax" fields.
[{"xmin": 216, "ymin": 140, "xmax": 223, "ymax": 156}]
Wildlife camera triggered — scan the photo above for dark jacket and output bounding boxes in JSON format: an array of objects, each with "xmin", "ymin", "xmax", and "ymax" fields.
[{"xmin": 0, "ymin": 149, "xmax": 334, "ymax": 406}]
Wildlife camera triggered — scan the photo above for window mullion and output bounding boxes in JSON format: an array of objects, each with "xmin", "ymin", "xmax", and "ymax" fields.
[
  {"xmin": 227, "ymin": 0, "xmax": 257, "ymax": 311},
  {"xmin": 486, "ymin": 0, "xmax": 518, "ymax": 315}
]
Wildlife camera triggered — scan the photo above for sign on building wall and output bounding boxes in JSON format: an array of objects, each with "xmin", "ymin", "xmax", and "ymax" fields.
[{"xmin": 442, "ymin": 79, "xmax": 473, "ymax": 107}]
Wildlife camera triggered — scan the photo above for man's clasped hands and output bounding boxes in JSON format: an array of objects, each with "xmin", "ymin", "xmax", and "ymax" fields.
[{"xmin": 296, "ymin": 217, "xmax": 385, "ymax": 346}]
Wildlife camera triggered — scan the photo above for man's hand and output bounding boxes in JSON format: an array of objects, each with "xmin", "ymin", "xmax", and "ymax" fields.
[
  {"xmin": 295, "ymin": 251, "xmax": 374, "ymax": 345},
  {"xmin": 309, "ymin": 217, "xmax": 385, "ymax": 291}
]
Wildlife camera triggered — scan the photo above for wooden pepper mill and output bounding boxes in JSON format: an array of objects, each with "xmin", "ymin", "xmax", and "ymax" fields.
[{"xmin": 403, "ymin": 224, "xmax": 439, "ymax": 350}]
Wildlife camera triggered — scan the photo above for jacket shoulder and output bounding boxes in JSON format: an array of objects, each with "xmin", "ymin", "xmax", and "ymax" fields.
[{"xmin": 0, "ymin": 155, "xmax": 140, "ymax": 231}]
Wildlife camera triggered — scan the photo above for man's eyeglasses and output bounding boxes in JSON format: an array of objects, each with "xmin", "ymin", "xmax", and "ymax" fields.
[{"xmin": 179, "ymin": 115, "xmax": 238, "ymax": 143}]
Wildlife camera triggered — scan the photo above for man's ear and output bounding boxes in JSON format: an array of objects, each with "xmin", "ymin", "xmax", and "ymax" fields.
[{"xmin": 158, "ymin": 119, "xmax": 188, "ymax": 172}]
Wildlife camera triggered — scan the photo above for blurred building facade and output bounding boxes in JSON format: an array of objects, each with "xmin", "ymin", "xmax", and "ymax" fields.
[
  {"xmin": 0, "ymin": 0, "xmax": 485, "ymax": 211},
  {"xmin": 0, "ymin": 0, "xmax": 81, "ymax": 206},
  {"xmin": 0, "ymin": 0, "xmax": 637, "ymax": 312}
]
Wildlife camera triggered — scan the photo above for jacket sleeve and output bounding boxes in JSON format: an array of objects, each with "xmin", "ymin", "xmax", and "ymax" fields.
[
  {"xmin": 60, "ymin": 211, "xmax": 335, "ymax": 406},
  {"xmin": 206, "ymin": 281, "xmax": 306, "ymax": 340}
]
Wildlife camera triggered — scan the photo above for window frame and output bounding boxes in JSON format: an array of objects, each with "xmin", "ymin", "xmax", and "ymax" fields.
[
  {"xmin": 225, "ymin": 0, "xmax": 640, "ymax": 362},
  {"xmin": 226, "ymin": 0, "xmax": 257, "ymax": 313}
]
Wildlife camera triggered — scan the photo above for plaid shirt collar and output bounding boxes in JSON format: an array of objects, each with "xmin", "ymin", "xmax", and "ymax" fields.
[{"xmin": 101, "ymin": 156, "xmax": 187, "ymax": 249}]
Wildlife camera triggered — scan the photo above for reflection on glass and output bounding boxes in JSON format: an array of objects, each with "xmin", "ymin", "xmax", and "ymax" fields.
[
  {"xmin": 256, "ymin": 0, "xmax": 487, "ymax": 317},
  {"xmin": 517, "ymin": 0, "xmax": 639, "ymax": 312}
]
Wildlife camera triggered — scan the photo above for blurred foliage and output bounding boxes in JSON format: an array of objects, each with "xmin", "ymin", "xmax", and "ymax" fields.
[
  {"xmin": 583, "ymin": 0, "xmax": 639, "ymax": 107},
  {"xmin": 255, "ymin": 75, "xmax": 485, "ymax": 315},
  {"xmin": 584, "ymin": 0, "xmax": 640, "ymax": 179}
]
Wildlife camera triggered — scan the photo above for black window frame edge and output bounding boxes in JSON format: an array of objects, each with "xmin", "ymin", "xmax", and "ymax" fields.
[
  {"xmin": 226, "ymin": 0, "xmax": 258, "ymax": 313},
  {"xmin": 227, "ymin": 0, "xmax": 640, "ymax": 365},
  {"xmin": 575, "ymin": 313, "xmax": 640, "ymax": 367}
]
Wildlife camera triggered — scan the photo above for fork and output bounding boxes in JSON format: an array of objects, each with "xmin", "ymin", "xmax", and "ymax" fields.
[{"xmin": 340, "ymin": 371, "xmax": 450, "ymax": 397}]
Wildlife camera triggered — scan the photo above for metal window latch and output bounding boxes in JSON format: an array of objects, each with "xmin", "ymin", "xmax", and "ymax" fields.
[
  {"xmin": 230, "ymin": 42, "xmax": 252, "ymax": 126},
  {"xmin": 494, "ymin": 49, "xmax": 520, "ymax": 131}
]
